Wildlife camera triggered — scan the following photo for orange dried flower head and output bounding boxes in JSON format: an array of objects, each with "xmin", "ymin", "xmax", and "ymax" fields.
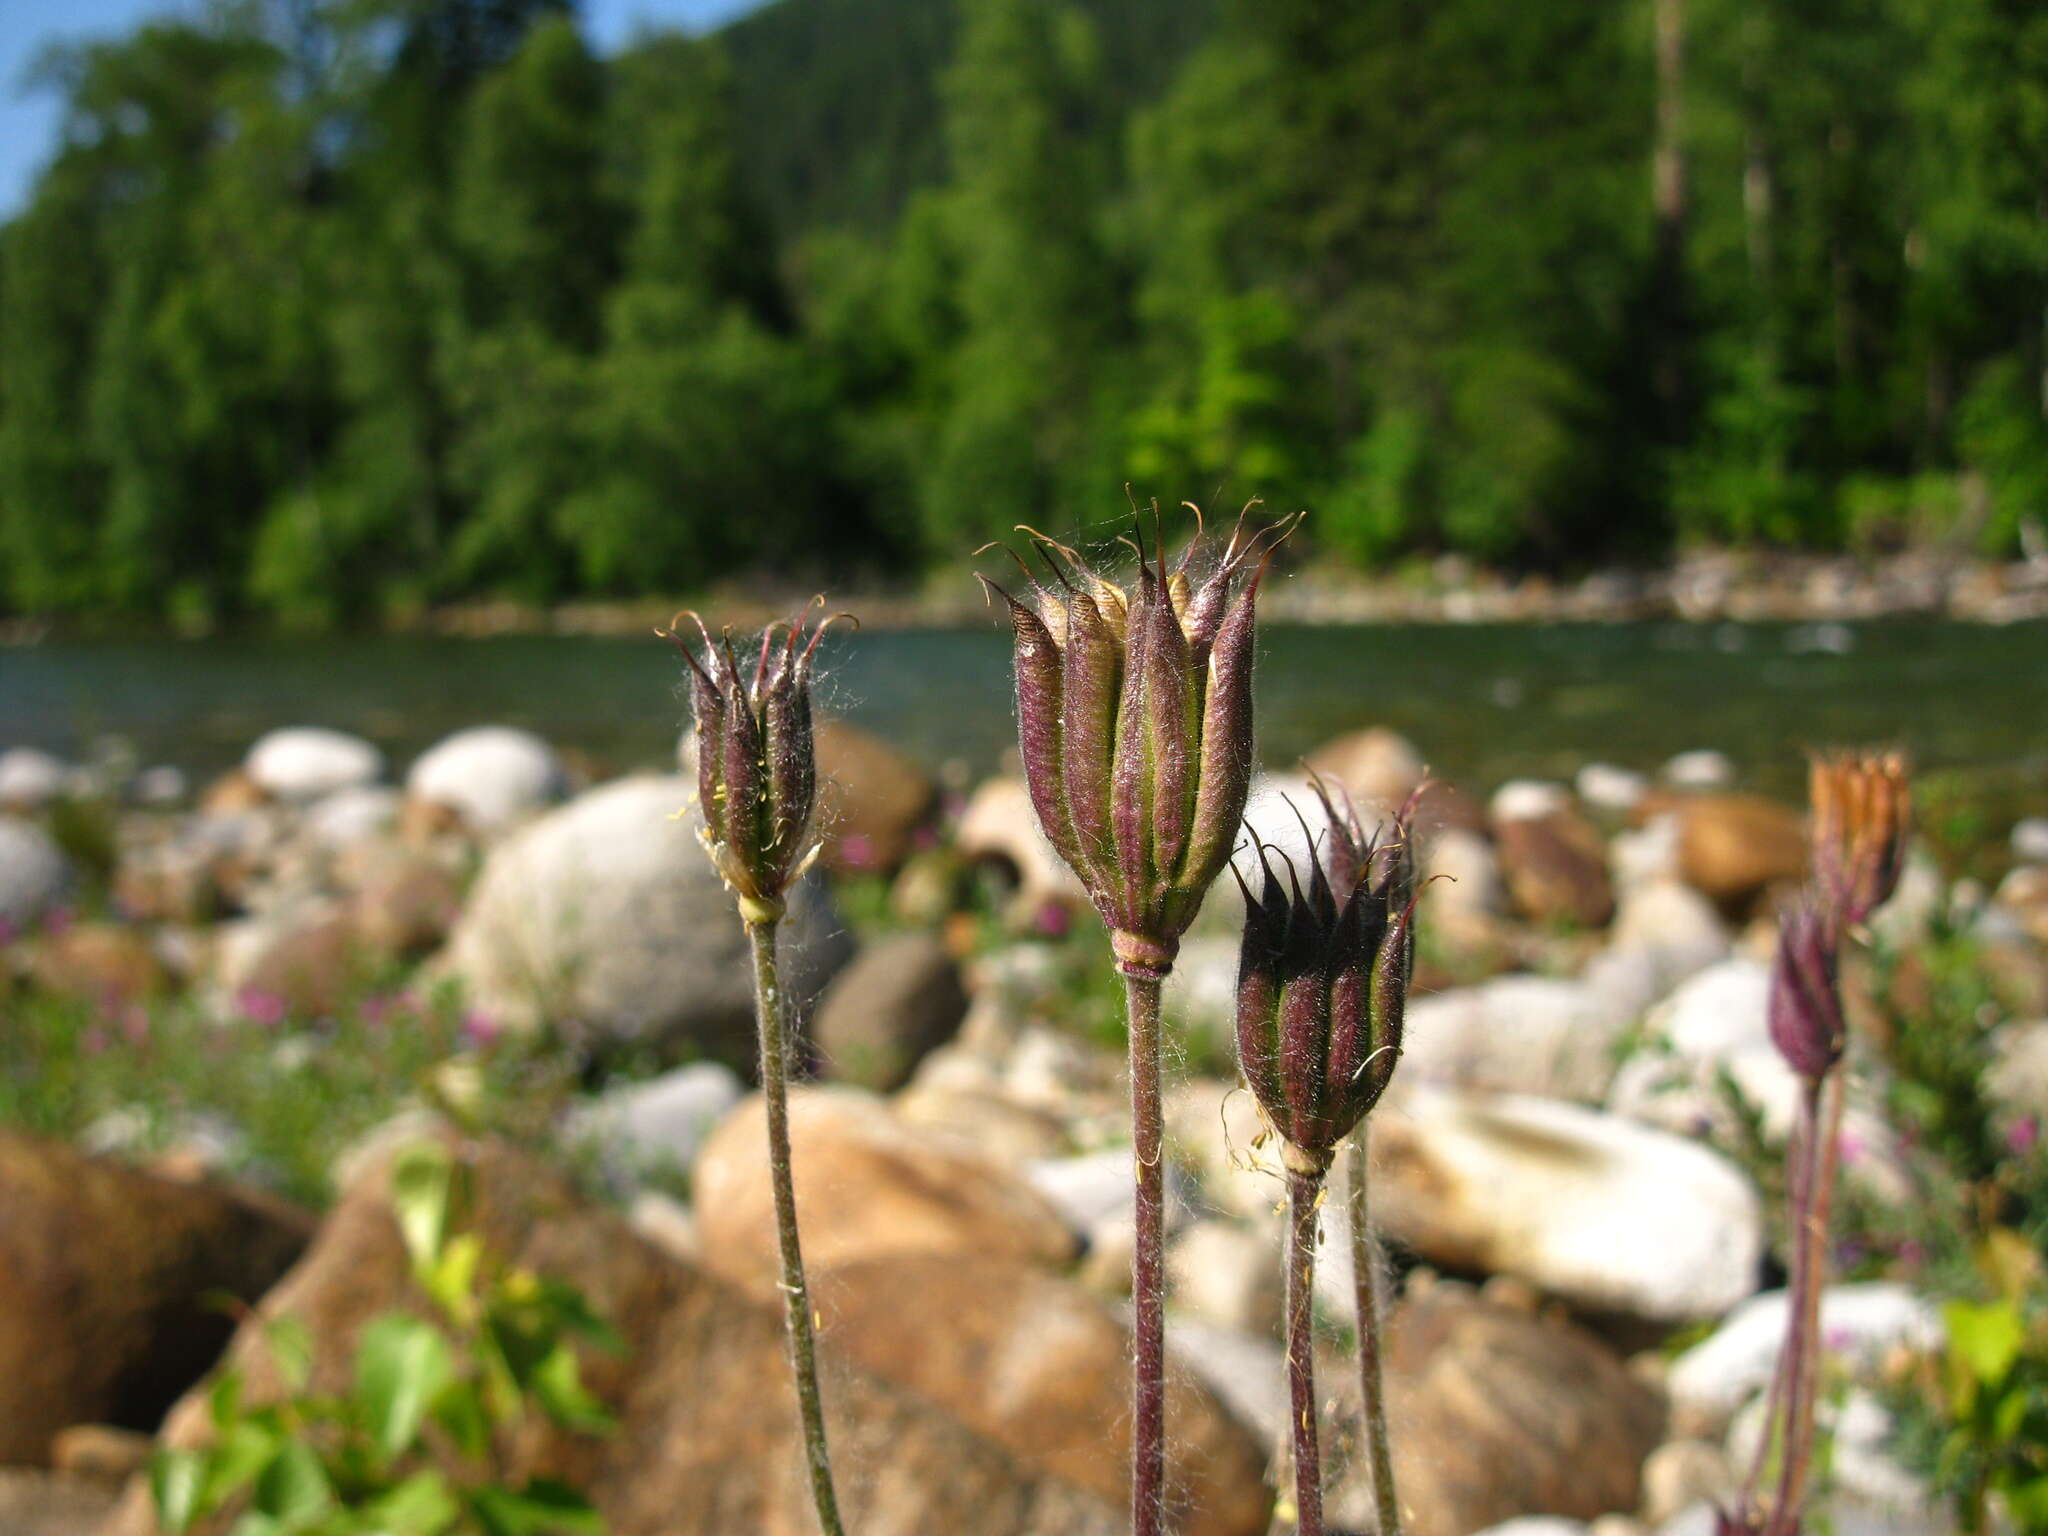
[{"xmin": 1808, "ymin": 750, "xmax": 1909, "ymax": 931}]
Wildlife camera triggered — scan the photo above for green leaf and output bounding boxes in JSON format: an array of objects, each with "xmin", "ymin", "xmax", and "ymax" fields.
[
  {"xmin": 423, "ymin": 1232, "xmax": 484, "ymax": 1320},
  {"xmin": 2005, "ymin": 1475, "xmax": 2048, "ymax": 1527},
  {"xmin": 391, "ymin": 1143, "xmax": 457, "ymax": 1273},
  {"xmin": 430, "ymin": 1380, "xmax": 493, "ymax": 1461},
  {"xmin": 360, "ymin": 1470, "xmax": 463, "ymax": 1534},
  {"xmin": 252, "ymin": 1440, "xmax": 333, "ymax": 1522},
  {"xmin": 152, "ymin": 1448, "xmax": 208, "ymax": 1533},
  {"xmin": 226, "ymin": 1514, "xmax": 282, "ymax": 1536},
  {"xmin": 1992, "ymin": 1384, "xmax": 2029, "ymax": 1441},
  {"xmin": 355, "ymin": 1314, "xmax": 458, "ymax": 1463},
  {"xmin": 203, "ymin": 1421, "xmax": 284, "ymax": 1507},
  {"xmin": 529, "ymin": 1280, "xmax": 624, "ymax": 1355},
  {"xmin": 1944, "ymin": 1299, "xmax": 2026, "ymax": 1388},
  {"xmin": 210, "ymin": 1369, "xmax": 245, "ymax": 1431},
  {"xmin": 265, "ymin": 1315, "xmax": 316, "ymax": 1393},
  {"xmin": 530, "ymin": 1344, "xmax": 613, "ymax": 1433},
  {"xmin": 468, "ymin": 1480, "xmax": 605, "ymax": 1536}
]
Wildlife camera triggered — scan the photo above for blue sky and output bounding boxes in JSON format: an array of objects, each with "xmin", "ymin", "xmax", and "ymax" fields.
[{"xmin": 1, "ymin": 0, "xmax": 762, "ymax": 215}]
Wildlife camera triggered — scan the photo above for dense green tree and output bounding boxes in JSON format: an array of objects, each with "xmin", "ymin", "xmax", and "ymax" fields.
[
  {"xmin": 3, "ymin": 0, "xmax": 2046, "ymax": 622},
  {"xmin": 564, "ymin": 35, "xmax": 850, "ymax": 589},
  {"xmin": 898, "ymin": 0, "xmax": 1121, "ymax": 548}
]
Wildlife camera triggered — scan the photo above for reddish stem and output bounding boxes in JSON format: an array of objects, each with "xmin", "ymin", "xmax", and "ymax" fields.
[
  {"xmin": 1770, "ymin": 1068, "xmax": 1847, "ymax": 1535},
  {"xmin": 1124, "ymin": 971, "xmax": 1168, "ymax": 1536},
  {"xmin": 1286, "ymin": 1164, "xmax": 1327, "ymax": 1536}
]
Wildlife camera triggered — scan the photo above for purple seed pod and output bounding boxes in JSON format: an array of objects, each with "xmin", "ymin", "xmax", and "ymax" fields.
[
  {"xmin": 1768, "ymin": 902, "xmax": 1846, "ymax": 1083},
  {"xmin": 663, "ymin": 601, "xmax": 853, "ymax": 921},
  {"xmin": 980, "ymin": 506, "xmax": 1301, "ymax": 978},
  {"xmin": 1233, "ymin": 790, "xmax": 1418, "ymax": 1169},
  {"xmin": 1808, "ymin": 750, "xmax": 1910, "ymax": 931}
]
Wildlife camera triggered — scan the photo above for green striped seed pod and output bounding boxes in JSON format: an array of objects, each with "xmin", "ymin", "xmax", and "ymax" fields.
[
  {"xmin": 981, "ymin": 508, "xmax": 1299, "ymax": 979},
  {"xmin": 1233, "ymin": 782, "xmax": 1418, "ymax": 1170},
  {"xmin": 664, "ymin": 604, "xmax": 852, "ymax": 923}
]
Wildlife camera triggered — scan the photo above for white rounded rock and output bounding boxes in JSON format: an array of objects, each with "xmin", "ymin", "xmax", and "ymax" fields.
[
  {"xmin": 1663, "ymin": 749, "xmax": 1735, "ymax": 789},
  {"xmin": 1611, "ymin": 813, "xmax": 1682, "ymax": 890},
  {"xmin": 1423, "ymin": 827, "xmax": 1508, "ymax": 919},
  {"xmin": 443, "ymin": 775, "xmax": 851, "ymax": 1056},
  {"xmin": 304, "ymin": 785, "xmax": 402, "ymax": 848},
  {"xmin": 2011, "ymin": 817, "xmax": 2048, "ymax": 864},
  {"xmin": 1490, "ymin": 778, "xmax": 1573, "ymax": 824},
  {"xmin": 1576, "ymin": 762, "xmax": 1648, "ymax": 814},
  {"xmin": 1668, "ymin": 1283, "xmax": 1940, "ymax": 1426},
  {"xmin": 0, "ymin": 747, "xmax": 68, "ymax": 809},
  {"xmin": 1646, "ymin": 956, "xmax": 1772, "ymax": 1059},
  {"xmin": 1402, "ymin": 974, "xmax": 1636, "ymax": 1102},
  {"xmin": 246, "ymin": 728, "xmax": 384, "ymax": 802},
  {"xmin": 0, "ymin": 818, "xmax": 70, "ymax": 929},
  {"xmin": 566, "ymin": 1061, "xmax": 744, "ymax": 1180},
  {"xmin": 132, "ymin": 765, "xmax": 188, "ymax": 806},
  {"xmin": 406, "ymin": 726, "xmax": 565, "ymax": 834},
  {"xmin": 1372, "ymin": 1085, "xmax": 1764, "ymax": 1323},
  {"xmin": 1608, "ymin": 878, "xmax": 1730, "ymax": 990},
  {"xmin": 1988, "ymin": 1020, "xmax": 2048, "ymax": 1117}
]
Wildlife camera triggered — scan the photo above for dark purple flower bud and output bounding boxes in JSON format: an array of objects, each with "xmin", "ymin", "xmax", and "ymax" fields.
[
  {"xmin": 662, "ymin": 602, "xmax": 854, "ymax": 921},
  {"xmin": 981, "ymin": 506, "xmax": 1300, "ymax": 979},
  {"xmin": 1769, "ymin": 902, "xmax": 1845, "ymax": 1082},
  {"xmin": 1233, "ymin": 789, "xmax": 1418, "ymax": 1167},
  {"xmin": 1808, "ymin": 750, "xmax": 1910, "ymax": 931}
]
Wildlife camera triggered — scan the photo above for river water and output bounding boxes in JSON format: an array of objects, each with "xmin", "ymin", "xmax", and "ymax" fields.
[{"xmin": 3, "ymin": 620, "xmax": 2044, "ymax": 805}]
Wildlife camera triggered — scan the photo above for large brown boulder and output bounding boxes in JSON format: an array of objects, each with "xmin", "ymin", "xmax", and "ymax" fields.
[
  {"xmin": 813, "ymin": 932, "xmax": 969, "ymax": 1090},
  {"xmin": 693, "ymin": 1087, "xmax": 1081, "ymax": 1285},
  {"xmin": 0, "ymin": 1469, "xmax": 120, "ymax": 1536},
  {"xmin": 1665, "ymin": 793, "xmax": 1807, "ymax": 911},
  {"xmin": 233, "ymin": 913, "xmax": 362, "ymax": 1019},
  {"xmin": 1383, "ymin": 1285, "xmax": 1668, "ymax": 1536},
  {"xmin": 91, "ymin": 1139, "xmax": 1188, "ymax": 1536},
  {"xmin": 1303, "ymin": 727, "xmax": 1427, "ymax": 811},
  {"xmin": 0, "ymin": 1134, "xmax": 313, "ymax": 1462},
  {"xmin": 814, "ymin": 720, "xmax": 938, "ymax": 875},
  {"xmin": 818, "ymin": 1255, "xmax": 1270, "ymax": 1536},
  {"xmin": 1495, "ymin": 810, "xmax": 1615, "ymax": 929},
  {"xmin": 345, "ymin": 849, "xmax": 463, "ymax": 960},
  {"xmin": 29, "ymin": 924, "xmax": 169, "ymax": 1010}
]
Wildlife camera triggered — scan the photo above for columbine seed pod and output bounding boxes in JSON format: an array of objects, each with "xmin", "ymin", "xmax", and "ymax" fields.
[
  {"xmin": 1768, "ymin": 901, "xmax": 1846, "ymax": 1083},
  {"xmin": 1234, "ymin": 786, "xmax": 1418, "ymax": 1171},
  {"xmin": 981, "ymin": 507, "xmax": 1300, "ymax": 979},
  {"xmin": 1808, "ymin": 750, "xmax": 1909, "ymax": 930},
  {"xmin": 663, "ymin": 603, "xmax": 852, "ymax": 923}
]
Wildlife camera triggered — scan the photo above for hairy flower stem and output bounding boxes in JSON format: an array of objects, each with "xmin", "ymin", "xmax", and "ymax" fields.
[
  {"xmin": 748, "ymin": 918, "xmax": 846, "ymax": 1536},
  {"xmin": 1123, "ymin": 969, "xmax": 1168, "ymax": 1536},
  {"xmin": 1738, "ymin": 1070, "xmax": 1816, "ymax": 1523},
  {"xmin": 1347, "ymin": 1134, "xmax": 1402, "ymax": 1536},
  {"xmin": 1286, "ymin": 1163, "xmax": 1328, "ymax": 1536},
  {"xmin": 1768, "ymin": 1069, "xmax": 1847, "ymax": 1536}
]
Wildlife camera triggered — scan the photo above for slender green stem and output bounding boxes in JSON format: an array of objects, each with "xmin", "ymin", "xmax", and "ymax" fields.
[
  {"xmin": 1123, "ymin": 969, "xmax": 1168, "ymax": 1536},
  {"xmin": 1286, "ymin": 1164, "xmax": 1327, "ymax": 1536},
  {"xmin": 748, "ymin": 918, "xmax": 846, "ymax": 1536},
  {"xmin": 1347, "ymin": 1130, "xmax": 1401, "ymax": 1536}
]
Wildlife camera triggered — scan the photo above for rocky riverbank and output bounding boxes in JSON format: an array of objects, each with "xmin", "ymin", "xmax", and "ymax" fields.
[
  {"xmin": 8, "ymin": 545, "xmax": 2047, "ymax": 648},
  {"xmin": 1, "ymin": 720, "xmax": 2045, "ymax": 1534}
]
